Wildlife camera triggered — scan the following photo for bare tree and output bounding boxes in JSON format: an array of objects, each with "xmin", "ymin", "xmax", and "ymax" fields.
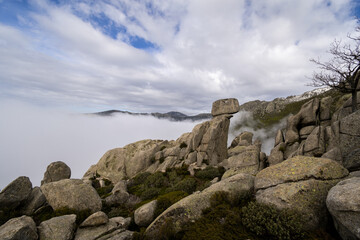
[{"xmin": 310, "ymin": 25, "xmax": 360, "ymax": 112}]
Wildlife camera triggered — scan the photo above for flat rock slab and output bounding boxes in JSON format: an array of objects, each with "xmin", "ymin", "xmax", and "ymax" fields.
[
  {"xmin": 255, "ymin": 156, "xmax": 348, "ymax": 190},
  {"xmin": 41, "ymin": 179, "xmax": 102, "ymax": 213},
  {"xmin": 211, "ymin": 98, "xmax": 240, "ymax": 117}
]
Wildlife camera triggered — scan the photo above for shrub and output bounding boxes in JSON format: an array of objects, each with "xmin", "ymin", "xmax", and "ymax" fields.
[
  {"xmin": 96, "ymin": 184, "xmax": 114, "ymax": 199},
  {"xmin": 140, "ymin": 187, "xmax": 160, "ymax": 201},
  {"xmin": 241, "ymin": 201, "xmax": 306, "ymax": 240},
  {"xmin": 194, "ymin": 166, "xmax": 225, "ymax": 180},
  {"xmin": 145, "ymin": 172, "xmax": 168, "ymax": 189},
  {"xmin": 182, "ymin": 192, "xmax": 254, "ymax": 240},
  {"xmin": 131, "ymin": 172, "xmax": 152, "ymax": 186},
  {"xmin": 169, "ymin": 177, "xmax": 197, "ymax": 194},
  {"xmin": 32, "ymin": 206, "xmax": 91, "ymax": 226},
  {"xmin": 154, "ymin": 191, "xmax": 188, "ymax": 218}
]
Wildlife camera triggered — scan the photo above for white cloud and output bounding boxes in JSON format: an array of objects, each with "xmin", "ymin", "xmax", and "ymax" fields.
[{"xmin": 0, "ymin": 0, "xmax": 358, "ymax": 114}]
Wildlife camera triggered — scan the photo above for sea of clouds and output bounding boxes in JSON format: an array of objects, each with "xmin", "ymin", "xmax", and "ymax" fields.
[
  {"xmin": 0, "ymin": 101, "xmax": 202, "ymax": 190},
  {"xmin": 0, "ymin": 101, "xmax": 286, "ymax": 190}
]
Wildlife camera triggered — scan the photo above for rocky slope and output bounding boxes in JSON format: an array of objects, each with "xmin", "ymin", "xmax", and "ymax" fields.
[{"xmin": 1, "ymin": 93, "xmax": 360, "ymax": 240}]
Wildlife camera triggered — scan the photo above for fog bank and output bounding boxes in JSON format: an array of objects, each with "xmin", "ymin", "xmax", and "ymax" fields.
[
  {"xmin": 0, "ymin": 101, "xmax": 201, "ymax": 189},
  {"xmin": 229, "ymin": 111, "xmax": 287, "ymax": 154}
]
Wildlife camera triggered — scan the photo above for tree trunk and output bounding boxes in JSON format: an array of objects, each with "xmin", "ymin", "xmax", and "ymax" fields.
[{"xmin": 352, "ymin": 90, "xmax": 358, "ymax": 113}]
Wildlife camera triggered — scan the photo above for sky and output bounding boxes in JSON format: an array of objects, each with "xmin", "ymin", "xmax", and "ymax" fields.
[
  {"xmin": 1, "ymin": 0, "xmax": 360, "ymax": 188},
  {"xmin": 0, "ymin": 0, "xmax": 359, "ymax": 114}
]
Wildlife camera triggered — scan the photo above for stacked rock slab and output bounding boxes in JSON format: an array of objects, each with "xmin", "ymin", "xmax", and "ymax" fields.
[
  {"xmin": 268, "ymin": 95, "xmax": 360, "ymax": 171},
  {"xmin": 83, "ymin": 98, "xmax": 240, "ymax": 184},
  {"xmin": 255, "ymin": 156, "xmax": 348, "ymax": 231},
  {"xmin": 221, "ymin": 132, "xmax": 265, "ymax": 177}
]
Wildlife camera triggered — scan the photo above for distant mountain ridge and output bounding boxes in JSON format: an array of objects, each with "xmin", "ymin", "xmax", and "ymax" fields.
[{"xmin": 92, "ymin": 110, "xmax": 212, "ymax": 121}]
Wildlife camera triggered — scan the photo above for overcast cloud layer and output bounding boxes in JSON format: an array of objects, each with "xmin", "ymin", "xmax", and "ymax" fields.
[{"xmin": 0, "ymin": 0, "xmax": 359, "ymax": 113}]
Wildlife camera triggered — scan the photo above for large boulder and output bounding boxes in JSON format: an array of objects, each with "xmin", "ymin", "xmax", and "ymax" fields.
[
  {"xmin": 83, "ymin": 140, "xmax": 166, "ymax": 183},
  {"xmin": 0, "ymin": 216, "xmax": 38, "ymax": 240},
  {"xmin": 41, "ymin": 161, "xmax": 71, "ymax": 185},
  {"xmin": 41, "ymin": 179, "xmax": 102, "ymax": 213},
  {"xmin": 38, "ymin": 214, "xmax": 77, "ymax": 240},
  {"xmin": 211, "ymin": 98, "xmax": 240, "ymax": 117},
  {"xmin": 134, "ymin": 200, "xmax": 157, "ymax": 227},
  {"xmin": 74, "ymin": 216, "xmax": 131, "ymax": 240},
  {"xmin": 255, "ymin": 156, "xmax": 348, "ymax": 231},
  {"xmin": 145, "ymin": 173, "xmax": 254, "ymax": 238},
  {"xmin": 326, "ymin": 177, "xmax": 360, "ymax": 240},
  {"xmin": 0, "ymin": 176, "xmax": 32, "ymax": 210},
  {"xmin": 221, "ymin": 143, "xmax": 261, "ymax": 175}
]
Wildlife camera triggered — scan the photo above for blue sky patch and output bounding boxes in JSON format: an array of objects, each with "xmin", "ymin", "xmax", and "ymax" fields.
[{"xmin": 0, "ymin": 0, "xmax": 34, "ymax": 27}]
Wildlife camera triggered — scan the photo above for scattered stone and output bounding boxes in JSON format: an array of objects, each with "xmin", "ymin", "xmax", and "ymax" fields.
[
  {"xmin": 80, "ymin": 211, "xmax": 108, "ymax": 228},
  {"xmin": 41, "ymin": 161, "xmax": 71, "ymax": 185},
  {"xmin": 134, "ymin": 200, "xmax": 157, "ymax": 227},
  {"xmin": 327, "ymin": 177, "xmax": 360, "ymax": 240},
  {"xmin": 0, "ymin": 215, "xmax": 38, "ymax": 240},
  {"xmin": 41, "ymin": 179, "xmax": 102, "ymax": 213},
  {"xmin": 211, "ymin": 98, "xmax": 240, "ymax": 117},
  {"xmin": 38, "ymin": 214, "xmax": 76, "ymax": 240},
  {"xmin": 0, "ymin": 176, "xmax": 32, "ymax": 210}
]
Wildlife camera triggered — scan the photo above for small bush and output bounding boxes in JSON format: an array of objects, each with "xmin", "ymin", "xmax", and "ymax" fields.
[
  {"xmin": 131, "ymin": 172, "xmax": 152, "ymax": 186},
  {"xmin": 241, "ymin": 201, "xmax": 306, "ymax": 240},
  {"xmin": 145, "ymin": 172, "xmax": 168, "ymax": 189},
  {"xmin": 96, "ymin": 184, "xmax": 114, "ymax": 199},
  {"xmin": 169, "ymin": 177, "xmax": 197, "ymax": 194},
  {"xmin": 194, "ymin": 166, "xmax": 225, "ymax": 180},
  {"xmin": 141, "ymin": 187, "xmax": 160, "ymax": 201},
  {"xmin": 154, "ymin": 191, "xmax": 188, "ymax": 218},
  {"xmin": 182, "ymin": 192, "xmax": 254, "ymax": 240},
  {"xmin": 32, "ymin": 206, "xmax": 91, "ymax": 226}
]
